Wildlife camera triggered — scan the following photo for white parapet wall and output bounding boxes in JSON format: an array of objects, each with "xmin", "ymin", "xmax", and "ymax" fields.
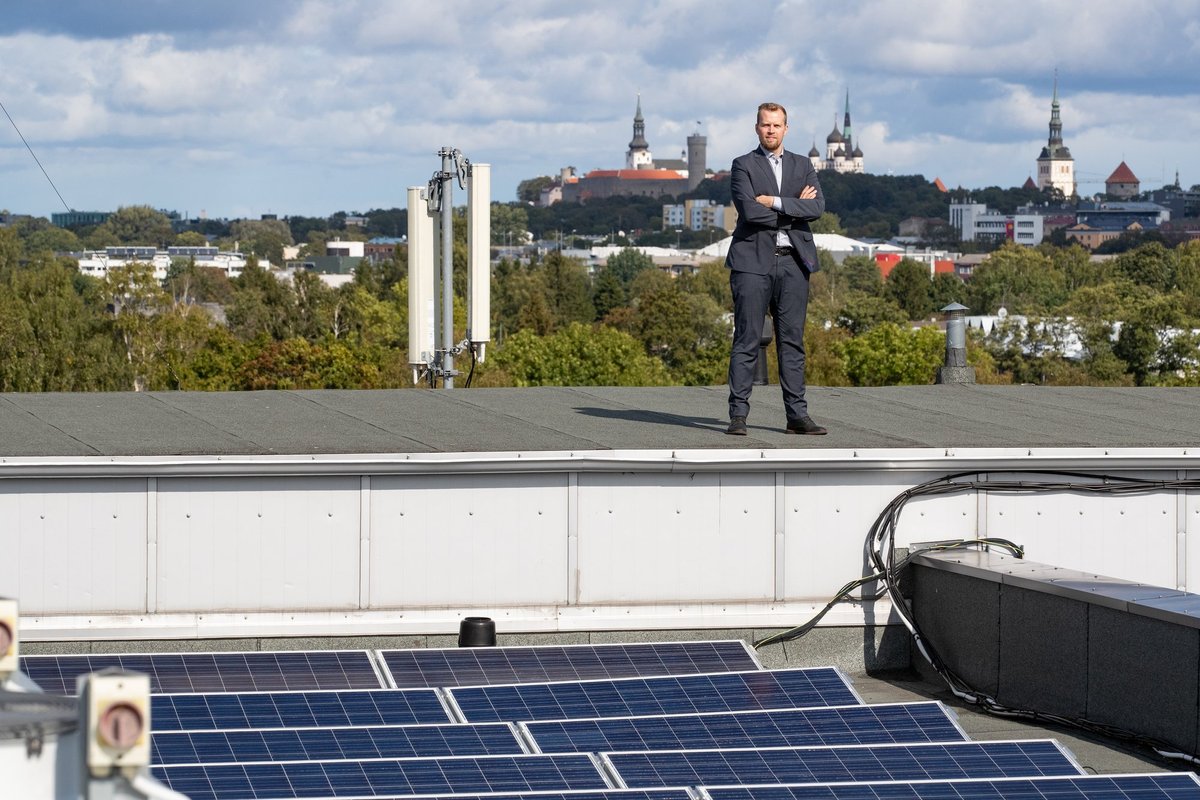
[{"xmin": 1, "ymin": 447, "xmax": 1197, "ymax": 640}]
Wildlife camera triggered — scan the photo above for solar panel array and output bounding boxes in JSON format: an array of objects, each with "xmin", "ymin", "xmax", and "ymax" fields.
[
  {"xmin": 521, "ymin": 703, "xmax": 967, "ymax": 754},
  {"xmin": 380, "ymin": 641, "xmax": 760, "ymax": 688},
  {"xmin": 22, "ymin": 640, "xmax": 1199, "ymax": 800},
  {"xmin": 155, "ymin": 753, "xmax": 611, "ymax": 800},
  {"xmin": 20, "ymin": 650, "xmax": 384, "ymax": 695},
  {"xmin": 152, "ymin": 688, "xmax": 452, "ymax": 731},
  {"xmin": 600, "ymin": 741, "xmax": 1081, "ymax": 788},
  {"xmin": 699, "ymin": 774, "xmax": 1200, "ymax": 800},
  {"xmin": 152, "ymin": 722, "xmax": 526, "ymax": 765},
  {"xmin": 445, "ymin": 669, "xmax": 861, "ymax": 723}
]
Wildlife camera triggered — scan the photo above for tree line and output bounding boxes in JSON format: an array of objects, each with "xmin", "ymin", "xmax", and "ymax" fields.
[{"xmin": 3, "ymin": 203, "xmax": 1199, "ymax": 393}]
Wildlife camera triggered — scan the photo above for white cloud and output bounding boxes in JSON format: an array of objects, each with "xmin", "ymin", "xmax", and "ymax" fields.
[{"xmin": 2, "ymin": 1, "xmax": 1199, "ymax": 216}]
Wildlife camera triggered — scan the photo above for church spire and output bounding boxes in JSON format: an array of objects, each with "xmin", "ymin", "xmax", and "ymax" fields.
[
  {"xmin": 626, "ymin": 93, "xmax": 652, "ymax": 169},
  {"xmin": 843, "ymin": 89, "xmax": 853, "ymax": 151}
]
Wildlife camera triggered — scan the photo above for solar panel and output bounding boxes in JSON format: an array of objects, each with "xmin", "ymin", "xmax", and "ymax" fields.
[
  {"xmin": 446, "ymin": 669, "xmax": 860, "ymax": 723},
  {"xmin": 522, "ymin": 702, "xmax": 966, "ymax": 754},
  {"xmin": 152, "ymin": 722, "xmax": 526, "ymax": 765},
  {"xmin": 153, "ymin": 753, "xmax": 611, "ymax": 800},
  {"xmin": 698, "ymin": 773, "xmax": 1200, "ymax": 800},
  {"xmin": 380, "ymin": 641, "xmax": 760, "ymax": 688},
  {"xmin": 20, "ymin": 650, "xmax": 383, "ymax": 695},
  {"xmin": 282, "ymin": 790, "xmax": 696, "ymax": 800},
  {"xmin": 152, "ymin": 688, "xmax": 451, "ymax": 732},
  {"xmin": 601, "ymin": 740, "xmax": 1081, "ymax": 788}
]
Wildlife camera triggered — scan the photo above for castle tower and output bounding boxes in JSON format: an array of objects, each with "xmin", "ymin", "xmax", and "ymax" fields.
[
  {"xmin": 1036, "ymin": 75, "xmax": 1076, "ymax": 197},
  {"xmin": 686, "ymin": 123, "xmax": 707, "ymax": 190},
  {"xmin": 626, "ymin": 94, "xmax": 653, "ymax": 170}
]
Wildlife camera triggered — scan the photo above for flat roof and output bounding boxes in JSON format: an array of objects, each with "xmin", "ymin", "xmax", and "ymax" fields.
[{"xmin": 1, "ymin": 385, "xmax": 1199, "ymax": 458}]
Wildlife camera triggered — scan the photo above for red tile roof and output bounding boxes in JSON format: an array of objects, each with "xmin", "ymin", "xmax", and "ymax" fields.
[
  {"xmin": 933, "ymin": 177, "xmax": 947, "ymax": 192},
  {"xmin": 1106, "ymin": 161, "xmax": 1139, "ymax": 184}
]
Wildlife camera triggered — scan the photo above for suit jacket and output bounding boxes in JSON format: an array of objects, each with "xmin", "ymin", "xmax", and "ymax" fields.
[{"xmin": 725, "ymin": 147, "xmax": 825, "ymax": 274}]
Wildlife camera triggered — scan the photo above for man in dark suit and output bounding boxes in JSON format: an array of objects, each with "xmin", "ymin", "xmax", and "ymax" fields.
[{"xmin": 725, "ymin": 101, "xmax": 827, "ymax": 436}]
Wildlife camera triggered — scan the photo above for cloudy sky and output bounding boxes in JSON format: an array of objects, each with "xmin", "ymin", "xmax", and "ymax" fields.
[{"xmin": 3, "ymin": 0, "xmax": 1198, "ymax": 220}]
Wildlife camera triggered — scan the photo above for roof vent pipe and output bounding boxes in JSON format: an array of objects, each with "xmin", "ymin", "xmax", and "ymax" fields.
[{"xmin": 458, "ymin": 617, "xmax": 496, "ymax": 647}]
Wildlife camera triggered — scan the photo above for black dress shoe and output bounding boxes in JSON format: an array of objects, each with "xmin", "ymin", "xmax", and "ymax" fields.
[
  {"xmin": 726, "ymin": 416, "xmax": 748, "ymax": 435},
  {"xmin": 786, "ymin": 416, "xmax": 827, "ymax": 435}
]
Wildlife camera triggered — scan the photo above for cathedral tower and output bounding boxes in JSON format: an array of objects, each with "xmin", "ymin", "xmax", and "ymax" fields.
[
  {"xmin": 1036, "ymin": 76, "xmax": 1076, "ymax": 197},
  {"xmin": 626, "ymin": 94, "xmax": 653, "ymax": 169}
]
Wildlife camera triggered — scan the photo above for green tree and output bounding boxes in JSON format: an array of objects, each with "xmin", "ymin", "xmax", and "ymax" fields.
[
  {"xmin": 591, "ymin": 266, "xmax": 626, "ymax": 320},
  {"xmin": 884, "ymin": 259, "xmax": 933, "ymax": 320},
  {"xmin": 491, "ymin": 203, "xmax": 529, "ymax": 246},
  {"xmin": 484, "ymin": 323, "xmax": 671, "ymax": 387},
  {"xmin": 841, "ymin": 323, "xmax": 945, "ymax": 386},
  {"xmin": 230, "ymin": 219, "xmax": 294, "ymax": 267},
  {"xmin": 516, "ymin": 176, "xmax": 554, "ymax": 204},
  {"xmin": 1114, "ymin": 293, "xmax": 1192, "ymax": 385},
  {"xmin": 930, "ymin": 272, "xmax": 966, "ymax": 310},
  {"xmin": 810, "ymin": 212, "xmax": 845, "ymax": 234},
  {"xmin": 96, "ymin": 205, "xmax": 175, "ymax": 246},
  {"xmin": 1113, "ymin": 242, "xmax": 1177, "ymax": 294},
  {"xmin": 966, "ymin": 244, "xmax": 1066, "ymax": 314},
  {"xmin": 226, "ymin": 263, "xmax": 300, "ymax": 341},
  {"xmin": 22, "ymin": 226, "xmax": 80, "ymax": 257},
  {"xmin": 0, "ymin": 257, "xmax": 126, "ymax": 391},
  {"xmin": 835, "ymin": 293, "xmax": 907, "ymax": 335},
  {"xmin": 174, "ymin": 230, "xmax": 209, "ymax": 247},
  {"xmin": 541, "ymin": 251, "xmax": 594, "ymax": 327},
  {"xmin": 605, "ymin": 247, "xmax": 654, "ymax": 290}
]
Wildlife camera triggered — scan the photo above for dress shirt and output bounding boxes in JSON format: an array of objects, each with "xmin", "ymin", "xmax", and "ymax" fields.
[{"xmin": 762, "ymin": 147, "xmax": 790, "ymax": 249}]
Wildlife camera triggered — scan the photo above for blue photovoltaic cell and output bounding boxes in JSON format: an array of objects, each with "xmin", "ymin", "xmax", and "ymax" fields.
[
  {"xmin": 152, "ymin": 722, "xmax": 524, "ymax": 765},
  {"xmin": 448, "ymin": 668, "xmax": 859, "ymax": 723},
  {"xmin": 603, "ymin": 741, "xmax": 1081, "ymax": 788},
  {"xmin": 152, "ymin": 689, "xmax": 451, "ymax": 732},
  {"xmin": 303, "ymin": 791, "xmax": 695, "ymax": 800},
  {"xmin": 381, "ymin": 641, "xmax": 759, "ymax": 688},
  {"xmin": 523, "ymin": 702, "xmax": 965, "ymax": 754},
  {"xmin": 700, "ymin": 774, "xmax": 1200, "ymax": 800},
  {"xmin": 153, "ymin": 753, "xmax": 611, "ymax": 800},
  {"xmin": 20, "ymin": 651, "xmax": 382, "ymax": 695}
]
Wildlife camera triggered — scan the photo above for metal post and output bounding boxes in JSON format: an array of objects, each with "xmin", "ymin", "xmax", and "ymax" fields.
[
  {"xmin": 753, "ymin": 316, "xmax": 773, "ymax": 385},
  {"xmin": 936, "ymin": 302, "xmax": 976, "ymax": 384},
  {"xmin": 439, "ymin": 147, "xmax": 456, "ymax": 388}
]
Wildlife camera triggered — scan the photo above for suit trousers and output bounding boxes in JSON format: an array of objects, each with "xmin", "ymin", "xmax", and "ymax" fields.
[{"xmin": 728, "ymin": 250, "xmax": 811, "ymax": 421}]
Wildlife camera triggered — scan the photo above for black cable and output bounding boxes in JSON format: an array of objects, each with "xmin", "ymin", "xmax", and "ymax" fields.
[
  {"xmin": 0, "ymin": 96, "xmax": 71, "ymax": 212},
  {"xmin": 464, "ymin": 344, "xmax": 477, "ymax": 388},
  {"xmin": 756, "ymin": 470, "xmax": 1200, "ymax": 764}
]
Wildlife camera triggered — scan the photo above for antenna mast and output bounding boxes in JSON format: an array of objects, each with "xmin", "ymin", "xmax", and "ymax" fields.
[{"xmin": 408, "ymin": 147, "xmax": 491, "ymax": 388}]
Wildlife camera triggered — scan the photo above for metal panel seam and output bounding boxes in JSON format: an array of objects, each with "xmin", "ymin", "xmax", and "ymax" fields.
[
  {"xmin": 360, "ymin": 475, "xmax": 371, "ymax": 609},
  {"xmin": 146, "ymin": 476, "xmax": 158, "ymax": 614},
  {"xmin": 774, "ymin": 471, "xmax": 785, "ymax": 603},
  {"xmin": 568, "ymin": 471, "xmax": 579, "ymax": 604}
]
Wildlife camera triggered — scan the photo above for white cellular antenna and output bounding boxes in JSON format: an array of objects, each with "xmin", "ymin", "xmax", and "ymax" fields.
[{"xmin": 409, "ymin": 148, "xmax": 492, "ymax": 387}]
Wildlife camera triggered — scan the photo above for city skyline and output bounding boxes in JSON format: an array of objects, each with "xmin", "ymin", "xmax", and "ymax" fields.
[{"xmin": 2, "ymin": 0, "xmax": 1198, "ymax": 220}]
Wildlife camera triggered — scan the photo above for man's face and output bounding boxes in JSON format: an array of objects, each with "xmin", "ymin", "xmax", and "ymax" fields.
[{"xmin": 756, "ymin": 109, "xmax": 788, "ymax": 153}]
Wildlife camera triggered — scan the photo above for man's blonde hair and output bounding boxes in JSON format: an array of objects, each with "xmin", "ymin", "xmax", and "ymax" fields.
[{"xmin": 757, "ymin": 102, "xmax": 788, "ymax": 123}]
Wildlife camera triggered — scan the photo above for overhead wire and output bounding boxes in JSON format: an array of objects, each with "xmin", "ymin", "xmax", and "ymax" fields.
[
  {"xmin": 0, "ymin": 96, "xmax": 72, "ymax": 212},
  {"xmin": 756, "ymin": 469, "xmax": 1200, "ymax": 766}
]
